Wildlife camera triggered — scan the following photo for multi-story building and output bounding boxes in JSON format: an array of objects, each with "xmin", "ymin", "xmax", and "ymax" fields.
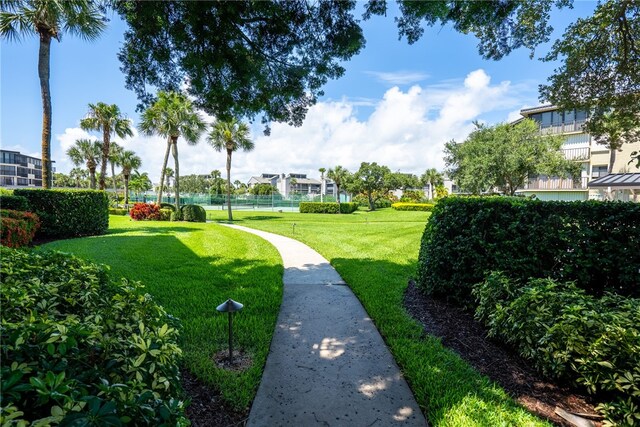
[
  {"xmin": 0, "ymin": 149, "xmax": 49, "ymax": 188},
  {"xmin": 515, "ymin": 105, "xmax": 640, "ymax": 201},
  {"xmin": 247, "ymin": 173, "xmax": 336, "ymax": 198}
]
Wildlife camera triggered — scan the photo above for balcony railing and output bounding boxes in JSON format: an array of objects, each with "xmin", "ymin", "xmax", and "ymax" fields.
[
  {"xmin": 524, "ymin": 177, "xmax": 589, "ymax": 190},
  {"xmin": 539, "ymin": 120, "xmax": 586, "ymax": 135},
  {"xmin": 563, "ymin": 147, "xmax": 590, "ymax": 160}
]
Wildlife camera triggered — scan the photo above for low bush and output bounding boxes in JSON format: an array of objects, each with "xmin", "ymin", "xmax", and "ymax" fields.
[
  {"xmin": 0, "ymin": 194, "xmax": 30, "ymax": 211},
  {"xmin": 13, "ymin": 189, "xmax": 108, "ymax": 238},
  {"xmin": 473, "ymin": 273, "xmax": 640, "ymax": 426},
  {"xmin": 391, "ymin": 202, "xmax": 435, "ymax": 212},
  {"xmin": 399, "ymin": 190, "xmax": 425, "ymax": 203},
  {"xmin": 159, "ymin": 208, "xmax": 173, "ymax": 221},
  {"xmin": 0, "ymin": 247, "xmax": 188, "ymax": 425},
  {"xmin": 352, "ymin": 194, "xmax": 393, "ymax": 209},
  {"xmin": 170, "ymin": 209, "xmax": 183, "ymax": 221},
  {"xmin": 180, "ymin": 204, "xmax": 206, "ymax": 222},
  {"xmin": 417, "ymin": 197, "xmax": 640, "ymax": 304},
  {"xmin": 299, "ymin": 202, "xmax": 358, "ymax": 214},
  {"xmin": 160, "ymin": 203, "xmax": 176, "ymax": 212},
  {"xmin": 108, "ymin": 208, "xmax": 129, "ymax": 215},
  {"xmin": 129, "ymin": 203, "xmax": 163, "ymax": 221},
  {"xmin": 0, "ymin": 209, "xmax": 40, "ymax": 248}
]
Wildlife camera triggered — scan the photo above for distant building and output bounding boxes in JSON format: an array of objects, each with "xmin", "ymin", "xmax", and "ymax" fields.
[
  {"xmin": 247, "ymin": 173, "xmax": 336, "ymax": 198},
  {"xmin": 0, "ymin": 149, "xmax": 52, "ymax": 188}
]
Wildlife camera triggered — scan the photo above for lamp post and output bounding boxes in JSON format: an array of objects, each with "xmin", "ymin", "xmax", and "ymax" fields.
[{"xmin": 216, "ymin": 298, "xmax": 243, "ymax": 364}]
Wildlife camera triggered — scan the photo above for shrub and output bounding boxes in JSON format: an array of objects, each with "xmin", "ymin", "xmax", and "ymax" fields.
[
  {"xmin": 171, "ymin": 209, "xmax": 183, "ymax": 221},
  {"xmin": 180, "ymin": 204, "xmax": 206, "ymax": 222},
  {"xmin": 159, "ymin": 208, "xmax": 173, "ymax": 221},
  {"xmin": 0, "ymin": 247, "xmax": 188, "ymax": 425},
  {"xmin": 473, "ymin": 273, "xmax": 640, "ymax": 426},
  {"xmin": 160, "ymin": 202, "xmax": 176, "ymax": 212},
  {"xmin": 129, "ymin": 203, "xmax": 163, "ymax": 221},
  {"xmin": 0, "ymin": 194, "xmax": 30, "ymax": 211},
  {"xmin": 352, "ymin": 194, "xmax": 393, "ymax": 209},
  {"xmin": 391, "ymin": 202, "xmax": 435, "ymax": 212},
  {"xmin": 417, "ymin": 197, "xmax": 640, "ymax": 305},
  {"xmin": 299, "ymin": 202, "xmax": 358, "ymax": 214},
  {"xmin": 0, "ymin": 210, "xmax": 40, "ymax": 248},
  {"xmin": 0, "ymin": 188, "xmax": 13, "ymax": 196},
  {"xmin": 400, "ymin": 190, "xmax": 425, "ymax": 203},
  {"xmin": 13, "ymin": 189, "xmax": 108, "ymax": 238},
  {"xmin": 339, "ymin": 202, "xmax": 359, "ymax": 213},
  {"xmin": 108, "ymin": 208, "xmax": 129, "ymax": 215}
]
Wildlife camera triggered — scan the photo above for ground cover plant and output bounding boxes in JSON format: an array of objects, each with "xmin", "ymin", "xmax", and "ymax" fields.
[
  {"xmin": 208, "ymin": 208, "xmax": 551, "ymax": 426},
  {"xmin": 43, "ymin": 216, "xmax": 283, "ymax": 412},
  {"xmin": 1, "ymin": 247, "xmax": 187, "ymax": 425}
]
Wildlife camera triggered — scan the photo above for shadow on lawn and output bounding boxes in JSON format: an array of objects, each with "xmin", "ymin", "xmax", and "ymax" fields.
[
  {"xmin": 107, "ymin": 225, "xmax": 203, "ymax": 235},
  {"xmin": 327, "ymin": 257, "xmax": 546, "ymax": 426}
]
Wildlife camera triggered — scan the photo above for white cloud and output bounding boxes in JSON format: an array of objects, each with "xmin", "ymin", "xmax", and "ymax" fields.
[
  {"xmin": 49, "ymin": 69, "xmax": 530, "ymax": 185},
  {"xmin": 365, "ymin": 70, "xmax": 430, "ymax": 85}
]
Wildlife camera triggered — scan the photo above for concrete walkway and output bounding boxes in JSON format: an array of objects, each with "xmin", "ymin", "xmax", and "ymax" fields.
[{"xmin": 222, "ymin": 224, "xmax": 427, "ymax": 427}]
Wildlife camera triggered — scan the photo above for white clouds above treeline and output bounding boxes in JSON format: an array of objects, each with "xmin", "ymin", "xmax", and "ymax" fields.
[{"xmin": 52, "ymin": 69, "xmax": 531, "ymax": 184}]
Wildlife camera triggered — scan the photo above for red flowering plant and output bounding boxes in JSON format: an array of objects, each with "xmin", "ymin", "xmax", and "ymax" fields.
[
  {"xmin": 0, "ymin": 209, "xmax": 41, "ymax": 248},
  {"xmin": 129, "ymin": 203, "xmax": 163, "ymax": 221}
]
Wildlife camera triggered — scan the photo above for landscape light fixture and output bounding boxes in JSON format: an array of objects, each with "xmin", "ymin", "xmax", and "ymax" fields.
[{"xmin": 216, "ymin": 298, "xmax": 243, "ymax": 364}]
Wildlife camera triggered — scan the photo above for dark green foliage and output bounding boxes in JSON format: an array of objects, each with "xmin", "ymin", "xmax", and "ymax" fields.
[
  {"xmin": 473, "ymin": 273, "xmax": 640, "ymax": 426},
  {"xmin": 160, "ymin": 202, "xmax": 176, "ymax": 212},
  {"xmin": 0, "ymin": 194, "xmax": 29, "ymax": 211},
  {"xmin": 0, "ymin": 247, "xmax": 188, "ymax": 426},
  {"xmin": 352, "ymin": 194, "xmax": 393, "ymax": 209},
  {"xmin": 249, "ymin": 183, "xmax": 278, "ymax": 195},
  {"xmin": 13, "ymin": 189, "xmax": 109, "ymax": 238},
  {"xmin": 392, "ymin": 202, "xmax": 434, "ymax": 212},
  {"xmin": 180, "ymin": 204, "xmax": 206, "ymax": 222},
  {"xmin": 108, "ymin": 208, "xmax": 128, "ymax": 215},
  {"xmin": 417, "ymin": 197, "xmax": 640, "ymax": 304},
  {"xmin": 299, "ymin": 202, "xmax": 358, "ymax": 214}
]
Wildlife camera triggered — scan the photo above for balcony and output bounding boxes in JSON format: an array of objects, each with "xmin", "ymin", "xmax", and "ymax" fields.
[
  {"xmin": 524, "ymin": 177, "xmax": 589, "ymax": 190},
  {"xmin": 539, "ymin": 120, "xmax": 586, "ymax": 135},
  {"xmin": 563, "ymin": 147, "xmax": 590, "ymax": 160}
]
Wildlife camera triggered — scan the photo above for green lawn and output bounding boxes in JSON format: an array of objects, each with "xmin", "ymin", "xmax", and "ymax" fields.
[
  {"xmin": 43, "ymin": 215, "xmax": 283, "ymax": 411},
  {"xmin": 208, "ymin": 208, "xmax": 550, "ymax": 427}
]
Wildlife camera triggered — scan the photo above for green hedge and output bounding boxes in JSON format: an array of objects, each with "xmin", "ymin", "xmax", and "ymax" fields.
[
  {"xmin": 0, "ymin": 247, "xmax": 188, "ymax": 425},
  {"xmin": 13, "ymin": 189, "xmax": 109, "ymax": 238},
  {"xmin": 108, "ymin": 208, "xmax": 129, "ymax": 215},
  {"xmin": 417, "ymin": 197, "xmax": 640, "ymax": 304},
  {"xmin": 160, "ymin": 202, "xmax": 176, "ymax": 212},
  {"xmin": 473, "ymin": 273, "xmax": 640, "ymax": 426},
  {"xmin": 180, "ymin": 204, "xmax": 206, "ymax": 222},
  {"xmin": 391, "ymin": 202, "xmax": 435, "ymax": 211},
  {"xmin": 0, "ymin": 194, "xmax": 30, "ymax": 211},
  {"xmin": 299, "ymin": 202, "xmax": 358, "ymax": 214}
]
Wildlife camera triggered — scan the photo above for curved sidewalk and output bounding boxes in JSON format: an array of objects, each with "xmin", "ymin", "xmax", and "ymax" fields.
[{"xmin": 222, "ymin": 224, "xmax": 427, "ymax": 427}]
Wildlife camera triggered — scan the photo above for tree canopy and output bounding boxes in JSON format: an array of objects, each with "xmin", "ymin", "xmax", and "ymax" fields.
[
  {"xmin": 444, "ymin": 119, "xmax": 582, "ymax": 196},
  {"xmin": 115, "ymin": 1, "xmax": 364, "ymax": 132},
  {"xmin": 348, "ymin": 162, "xmax": 403, "ymax": 211}
]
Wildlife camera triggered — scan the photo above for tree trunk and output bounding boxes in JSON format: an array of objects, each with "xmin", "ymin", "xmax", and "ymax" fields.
[
  {"xmin": 38, "ymin": 33, "xmax": 53, "ymax": 189},
  {"xmin": 226, "ymin": 148, "xmax": 233, "ymax": 221},
  {"xmin": 124, "ymin": 172, "xmax": 130, "ymax": 206},
  {"xmin": 171, "ymin": 138, "xmax": 180, "ymax": 212},
  {"xmin": 111, "ymin": 161, "xmax": 118, "ymax": 206},
  {"xmin": 336, "ymin": 184, "xmax": 341, "ymax": 213},
  {"xmin": 157, "ymin": 137, "xmax": 172, "ymax": 204},
  {"xmin": 608, "ymin": 146, "xmax": 616, "ymax": 174},
  {"xmin": 89, "ymin": 167, "xmax": 96, "ymax": 189},
  {"xmin": 99, "ymin": 125, "xmax": 110, "ymax": 190},
  {"xmin": 368, "ymin": 192, "xmax": 375, "ymax": 211}
]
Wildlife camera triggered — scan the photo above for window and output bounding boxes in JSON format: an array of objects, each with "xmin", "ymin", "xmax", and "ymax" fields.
[
  {"xmin": 0, "ymin": 165, "xmax": 16, "ymax": 175},
  {"xmin": 1, "ymin": 177, "xmax": 14, "ymax": 186},
  {"xmin": 16, "ymin": 167, "xmax": 28, "ymax": 177},
  {"xmin": 17, "ymin": 178, "xmax": 28, "ymax": 185},
  {"xmin": 541, "ymin": 112, "xmax": 552, "ymax": 127},
  {"xmin": 592, "ymin": 165, "xmax": 608, "ymax": 178},
  {"xmin": 575, "ymin": 110, "xmax": 587, "ymax": 122},
  {"xmin": 564, "ymin": 110, "xmax": 575, "ymax": 124}
]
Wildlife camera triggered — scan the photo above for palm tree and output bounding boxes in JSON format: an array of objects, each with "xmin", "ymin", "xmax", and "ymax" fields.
[
  {"xmin": 108, "ymin": 142, "xmax": 123, "ymax": 205},
  {"xmin": 119, "ymin": 150, "xmax": 141, "ymax": 206},
  {"xmin": 80, "ymin": 102, "xmax": 133, "ymax": 190},
  {"xmin": 319, "ymin": 167, "xmax": 326, "ymax": 202},
  {"xmin": 208, "ymin": 118, "xmax": 255, "ymax": 221},
  {"xmin": 69, "ymin": 167, "xmax": 87, "ymax": 188},
  {"xmin": 327, "ymin": 166, "xmax": 349, "ymax": 212},
  {"xmin": 139, "ymin": 91, "xmax": 206, "ymax": 211},
  {"xmin": 0, "ymin": 0, "xmax": 106, "ymax": 188},
  {"xmin": 420, "ymin": 168, "xmax": 444, "ymax": 200},
  {"xmin": 164, "ymin": 167, "xmax": 174, "ymax": 197},
  {"xmin": 290, "ymin": 178, "xmax": 298, "ymax": 196},
  {"xmin": 66, "ymin": 138, "xmax": 101, "ymax": 189},
  {"xmin": 129, "ymin": 170, "xmax": 152, "ymax": 199}
]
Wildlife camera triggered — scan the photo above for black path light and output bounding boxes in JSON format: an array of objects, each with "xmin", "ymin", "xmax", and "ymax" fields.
[{"xmin": 216, "ymin": 298, "xmax": 243, "ymax": 364}]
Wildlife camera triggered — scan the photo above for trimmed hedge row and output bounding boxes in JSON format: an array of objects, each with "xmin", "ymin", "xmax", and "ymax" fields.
[
  {"xmin": 391, "ymin": 202, "xmax": 435, "ymax": 212},
  {"xmin": 299, "ymin": 202, "xmax": 358, "ymax": 214},
  {"xmin": 473, "ymin": 273, "xmax": 640, "ymax": 425},
  {"xmin": 13, "ymin": 189, "xmax": 109, "ymax": 238},
  {"xmin": 0, "ymin": 209, "xmax": 40, "ymax": 248},
  {"xmin": 417, "ymin": 197, "xmax": 640, "ymax": 304},
  {"xmin": 0, "ymin": 194, "xmax": 30, "ymax": 211},
  {"xmin": 109, "ymin": 208, "xmax": 129, "ymax": 215},
  {"xmin": 181, "ymin": 204, "xmax": 206, "ymax": 222},
  {"xmin": 0, "ymin": 247, "xmax": 188, "ymax": 425}
]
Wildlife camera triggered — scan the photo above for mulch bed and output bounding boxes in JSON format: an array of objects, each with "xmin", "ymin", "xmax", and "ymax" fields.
[{"xmin": 403, "ymin": 280, "xmax": 601, "ymax": 427}]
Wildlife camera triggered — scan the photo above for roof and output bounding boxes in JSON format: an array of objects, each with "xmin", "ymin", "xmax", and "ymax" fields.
[
  {"xmin": 290, "ymin": 178, "xmax": 320, "ymax": 185},
  {"xmin": 588, "ymin": 173, "xmax": 640, "ymax": 188},
  {"xmin": 519, "ymin": 104, "xmax": 557, "ymax": 116},
  {"xmin": 248, "ymin": 176, "xmax": 274, "ymax": 184}
]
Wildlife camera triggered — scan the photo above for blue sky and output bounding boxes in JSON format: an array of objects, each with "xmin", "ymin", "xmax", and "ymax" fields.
[{"xmin": 1, "ymin": 2, "xmax": 597, "ymax": 182}]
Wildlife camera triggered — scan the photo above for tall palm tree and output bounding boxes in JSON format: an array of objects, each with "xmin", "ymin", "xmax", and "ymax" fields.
[
  {"xmin": 66, "ymin": 138, "xmax": 101, "ymax": 189},
  {"xmin": 420, "ymin": 168, "xmax": 444, "ymax": 200},
  {"xmin": 327, "ymin": 165, "xmax": 349, "ymax": 212},
  {"xmin": 319, "ymin": 167, "xmax": 326, "ymax": 202},
  {"xmin": 0, "ymin": 0, "xmax": 106, "ymax": 188},
  {"xmin": 129, "ymin": 170, "xmax": 152, "ymax": 199},
  {"xmin": 139, "ymin": 91, "xmax": 205, "ymax": 211},
  {"xmin": 164, "ymin": 167, "xmax": 174, "ymax": 197},
  {"xmin": 80, "ymin": 102, "xmax": 133, "ymax": 190},
  {"xmin": 108, "ymin": 142, "xmax": 123, "ymax": 204},
  {"xmin": 69, "ymin": 167, "xmax": 87, "ymax": 188},
  {"xmin": 208, "ymin": 118, "xmax": 255, "ymax": 221},
  {"xmin": 119, "ymin": 150, "xmax": 141, "ymax": 206}
]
